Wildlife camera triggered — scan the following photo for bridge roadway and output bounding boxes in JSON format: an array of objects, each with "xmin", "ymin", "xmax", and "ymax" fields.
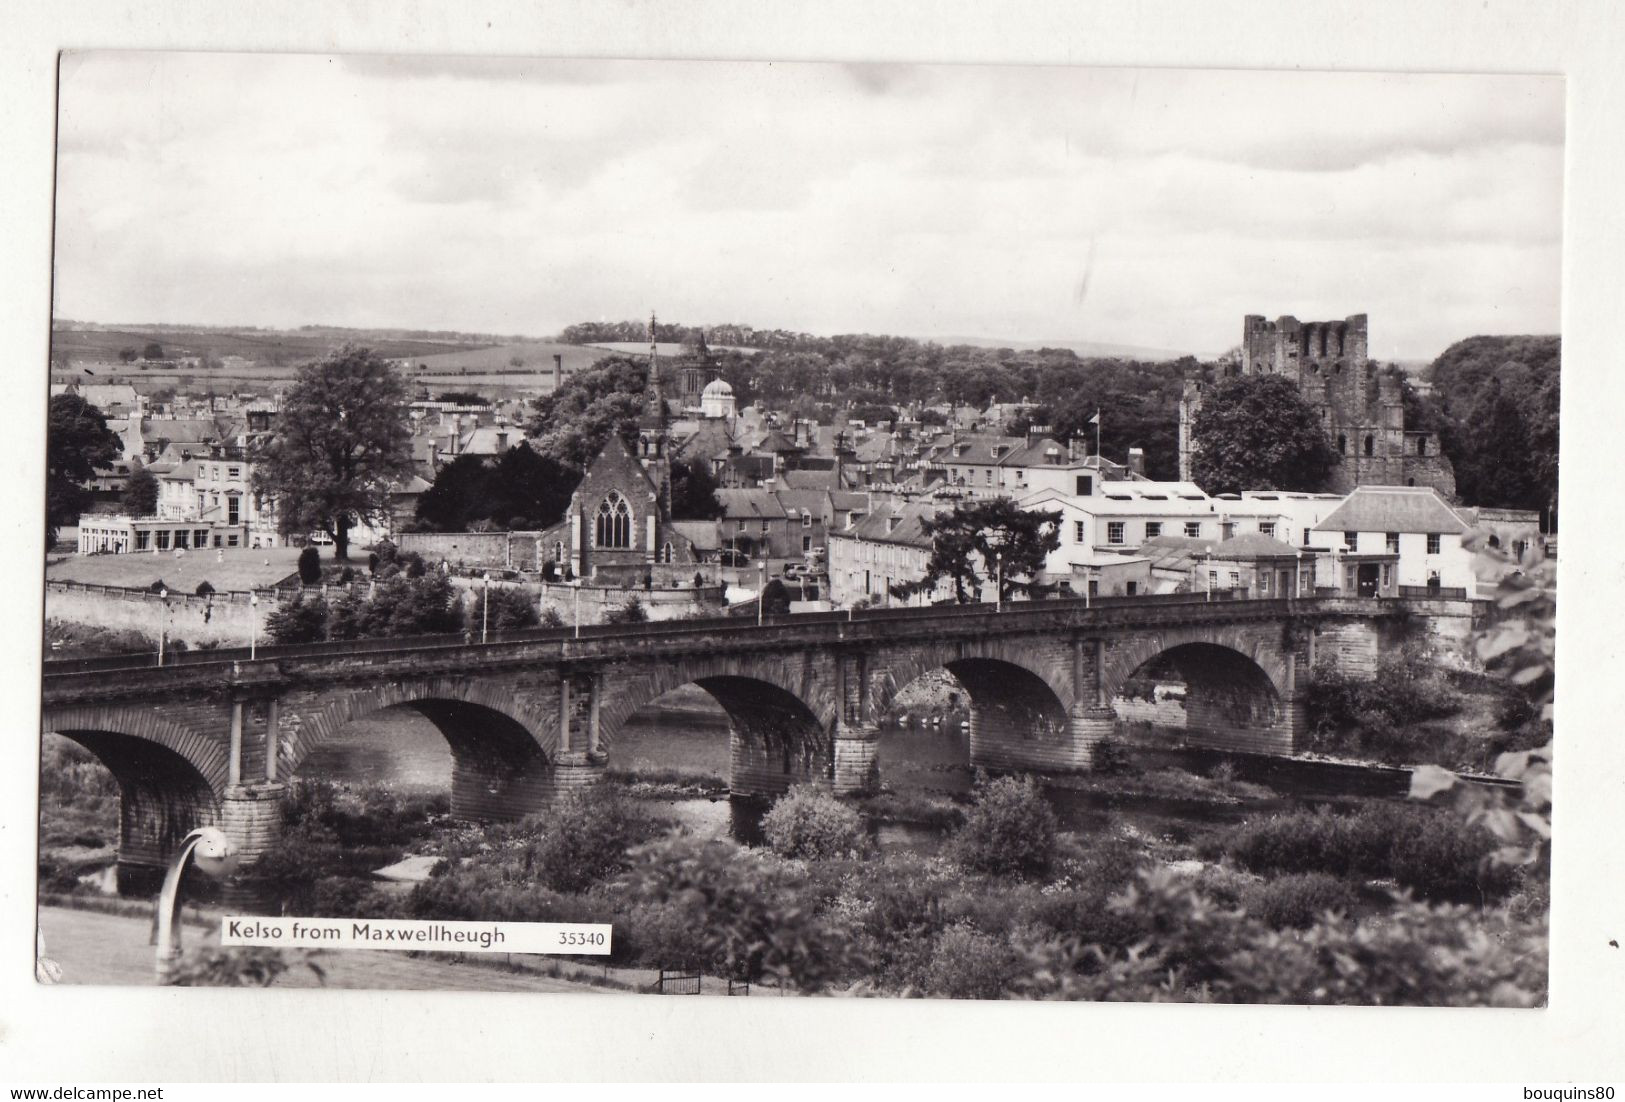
[{"xmin": 40, "ymin": 591, "xmax": 1411, "ymax": 886}]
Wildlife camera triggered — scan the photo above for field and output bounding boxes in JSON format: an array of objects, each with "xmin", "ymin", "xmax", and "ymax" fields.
[
  {"xmin": 406, "ymin": 340, "xmax": 607, "ymax": 374},
  {"xmin": 50, "ymin": 324, "xmax": 496, "ymax": 369}
]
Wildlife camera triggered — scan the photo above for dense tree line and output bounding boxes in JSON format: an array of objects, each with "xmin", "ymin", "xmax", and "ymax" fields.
[{"xmin": 1423, "ymin": 335, "xmax": 1560, "ymax": 519}]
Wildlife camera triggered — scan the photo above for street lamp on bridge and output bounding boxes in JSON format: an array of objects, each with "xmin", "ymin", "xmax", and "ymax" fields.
[
  {"xmin": 978, "ymin": 527, "xmax": 1008, "ymax": 611},
  {"xmin": 153, "ymin": 826, "xmax": 239, "ymax": 983}
]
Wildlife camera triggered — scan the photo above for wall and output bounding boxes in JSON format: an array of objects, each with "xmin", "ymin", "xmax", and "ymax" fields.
[
  {"xmin": 530, "ymin": 580, "xmax": 725, "ymax": 625},
  {"xmin": 45, "ymin": 580, "xmax": 285, "ymax": 647},
  {"xmin": 399, "ymin": 531, "xmax": 519, "ymax": 570}
]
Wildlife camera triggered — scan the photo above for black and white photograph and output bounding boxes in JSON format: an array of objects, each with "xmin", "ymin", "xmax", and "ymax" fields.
[{"xmin": 31, "ymin": 50, "xmax": 1565, "ymax": 1011}]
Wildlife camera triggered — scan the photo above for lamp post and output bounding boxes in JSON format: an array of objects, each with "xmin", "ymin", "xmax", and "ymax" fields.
[
  {"xmin": 1295, "ymin": 550, "xmax": 1303, "ymax": 599},
  {"xmin": 481, "ymin": 571, "xmax": 491, "ymax": 644},
  {"xmin": 157, "ymin": 586, "xmax": 169, "ymax": 666},
  {"xmin": 1203, "ymin": 554, "xmax": 1212, "ymax": 602},
  {"xmin": 249, "ymin": 591, "xmax": 258, "ymax": 659},
  {"xmin": 573, "ymin": 578, "xmax": 581, "ymax": 638},
  {"xmin": 153, "ymin": 826, "xmax": 238, "ymax": 983},
  {"xmin": 758, "ymin": 560, "xmax": 767, "ymax": 625}
]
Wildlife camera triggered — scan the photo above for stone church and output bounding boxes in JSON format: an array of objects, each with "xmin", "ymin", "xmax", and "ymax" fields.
[
  {"xmin": 1179, "ymin": 313, "xmax": 1456, "ymax": 497},
  {"xmin": 537, "ymin": 315, "xmax": 699, "ymax": 582}
]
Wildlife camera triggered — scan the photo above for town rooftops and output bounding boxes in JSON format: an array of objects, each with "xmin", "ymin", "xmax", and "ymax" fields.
[
  {"xmin": 1314, "ymin": 485, "xmax": 1471, "ymax": 536},
  {"xmin": 833, "ymin": 502, "xmax": 946, "ymax": 548}
]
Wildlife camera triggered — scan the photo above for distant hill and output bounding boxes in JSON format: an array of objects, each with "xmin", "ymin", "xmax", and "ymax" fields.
[
  {"xmin": 932, "ymin": 334, "xmax": 1199, "ymax": 362},
  {"xmin": 407, "ymin": 341, "xmax": 610, "ymax": 374}
]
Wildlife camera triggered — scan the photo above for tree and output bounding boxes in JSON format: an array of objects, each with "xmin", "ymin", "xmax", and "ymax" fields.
[
  {"xmin": 470, "ymin": 586, "xmax": 540, "ymax": 631},
  {"xmin": 118, "ymin": 347, "xmax": 138, "ymax": 363},
  {"xmin": 1456, "ymin": 382, "xmax": 1539, "ymax": 510},
  {"xmin": 142, "ymin": 342, "xmax": 165, "ymax": 361},
  {"xmin": 265, "ymin": 594, "xmax": 329, "ymax": 643},
  {"xmin": 526, "ymin": 355, "xmax": 649, "ymax": 468},
  {"xmin": 670, "ymin": 457, "xmax": 724, "ymax": 520},
  {"xmin": 297, "ymin": 546, "xmax": 322, "ymax": 584},
  {"xmin": 252, "ymin": 345, "xmax": 414, "ymax": 560},
  {"xmin": 119, "ymin": 464, "xmax": 159, "ymax": 516},
  {"xmin": 1189, "ymin": 373, "xmax": 1338, "ymax": 495},
  {"xmin": 46, "ymin": 394, "xmax": 120, "ymax": 549},
  {"xmin": 919, "ymin": 498, "xmax": 1060, "ymax": 604},
  {"xmin": 760, "ymin": 578, "xmax": 792, "ymax": 616}
]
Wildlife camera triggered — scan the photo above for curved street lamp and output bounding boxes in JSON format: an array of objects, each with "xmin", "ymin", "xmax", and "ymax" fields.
[
  {"xmin": 978, "ymin": 527, "xmax": 1008, "ymax": 611},
  {"xmin": 156, "ymin": 586, "xmax": 169, "ymax": 666},
  {"xmin": 154, "ymin": 826, "xmax": 239, "ymax": 983}
]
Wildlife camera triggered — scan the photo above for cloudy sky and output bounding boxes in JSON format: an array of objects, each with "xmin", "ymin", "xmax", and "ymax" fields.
[{"xmin": 52, "ymin": 53, "xmax": 1563, "ymax": 360}]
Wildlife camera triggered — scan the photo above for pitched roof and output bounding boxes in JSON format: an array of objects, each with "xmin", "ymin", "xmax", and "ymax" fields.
[
  {"xmin": 1314, "ymin": 486, "xmax": 1471, "ymax": 535},
  {"xmin": 834, "ymin": 502, "xmax": 946, "ymax": 549},
  {"xmin": 1210, "ymin": 532, "xmax": 1302, "ymax": 560},
  {"xmin": 716, "ymin": 488, "xmax": 788, "ymax": 520}
]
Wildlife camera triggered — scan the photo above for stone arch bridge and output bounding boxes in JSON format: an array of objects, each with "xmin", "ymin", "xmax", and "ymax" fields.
[{"xmin": 40, "ymin": 593, "xmax": 1421, "ymax": 885}]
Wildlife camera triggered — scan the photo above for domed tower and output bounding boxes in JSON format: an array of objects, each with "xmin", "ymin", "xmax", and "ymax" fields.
[{"xmin": 700, "ymin": 376, "xmax": 737, "ymax": 421}]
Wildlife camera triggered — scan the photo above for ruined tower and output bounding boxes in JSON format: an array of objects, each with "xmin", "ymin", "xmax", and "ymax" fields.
[{"xmin": 1179, "ymin": 314, "xmax": 1455, "ymax": 497}]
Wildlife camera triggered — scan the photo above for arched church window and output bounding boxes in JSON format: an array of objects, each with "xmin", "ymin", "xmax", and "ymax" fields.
[
  {"xmin": 1363, "ymin": 435, "xmax": 1375, "ymax": 457},
  {"xmin": 661, "ymin": 541, "xmax": 674, "ymax": 564},
  {"xmin": 1337, "ymin": 434, "xmax": 1347, "ymax": 455},
  {"xmin": 553, "ymin": 541, "xmax": 565, "ymax": 563},
  {"xmin": 596, "ymin": 492, "xmax": 632, "ymax": 549}
]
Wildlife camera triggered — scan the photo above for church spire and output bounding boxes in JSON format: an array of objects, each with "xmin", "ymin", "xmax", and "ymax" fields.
[{"xmin": 645, "ymin": 310, "xmax": 665, "ymax": 428}]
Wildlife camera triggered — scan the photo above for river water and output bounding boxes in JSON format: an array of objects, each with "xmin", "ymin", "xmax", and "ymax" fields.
[{"xmin": 297, "ymin": 701, "xmax": 1324, "ymax": 852}]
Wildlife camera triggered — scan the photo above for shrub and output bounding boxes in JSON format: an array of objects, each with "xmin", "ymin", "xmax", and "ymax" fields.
[
  {"xmin": 1247, "ymin": 872, "xmax": 1360, "ymax": 929},
  {"xmin": 264, "ymin": 593, "xmax": 329, "ymax": 643},
  {"xmin": 540, "ymin": 606, "xmax": 565, "ymax": 629},
  {"xmin": 195, "ymin": 581, "xmax": 214, "ymax": 597},
  {"xmin": 761, "ymin": 785, "xmax": 867, "ymax": 860},
  {"xmin": 470, "ymin": 585, "xmax": 540, "ymax": 632},
  {"xmin": 522, "ymin": 786, "xmax": 665, "ymax": 894},
  {"xmin": 603, "ymin": 597, "xmax": 648, "ymax": 624},
  {"xmin": 923, "ymin": 924, "xmax": 1018, "ymax": 1000},
  {"xmin": 949, "ymin": 775, "xmax": 1057, "ymax": 877},
  {"xmin": 1089, "ymin": 735, "xmax": 1132, "ymax": 775},
  {"xmin": 297, "ymin": 546, "xmax": 322, "ymax": 584},
  {"xmin": 1214, "ymin": 804, "xmax": 1513, "ymax": 903}
]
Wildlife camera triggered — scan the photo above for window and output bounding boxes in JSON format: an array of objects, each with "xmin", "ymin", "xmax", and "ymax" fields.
[
  {"xmin": 984, "ymin": 469, "xmax": 992, "ymax": 485},
  {"xmin": 195, "ymin": 530, "xmax": 209, "ymax": 548},
  {"xmin": 1344, "ymin": 531, "xmax": 1358, "ymax": 551},
  {"xmin": 1185, "ymin": 522, "xmax": 1201, "ymax": 538},
  {"xmin": 760, "ymin": 519, "xmax": 769, "ymax": 534},
  {"xmin": 553, "ymin": 541, "xmax": 565, "ymax": 563},
  {"xmin": 1260, "ymin": 573, "xmax": 1270, "ymax": 594},
  {"xmin": 135, "ymin": 530, "xmax": 150, "ymax": 551},
  {"xmin": 595, "ymin": 491, "xmax": 632, "ymax": 549},
  {"xmin": 1221, "ymin": 522, "xmax": 1236, "ymax": 540},
  {"xmin": 227, "ymin": 496, "xmax": 241, "ymax": 525},
  {"xmin": 660, "ymin": 542, "xmax": 675, "ymax": 564},
  {"xmin": 1076, "ymin": 475, "xmax": 1093, "ymax": 496},
  {"xmin": 1302, "ymin": 528, "xmax": 1312, "ymax": 546},
  {"xmin": 156, "ymin": 530, "xmax": 171, "ymax": 550},
  {"xmin": 1230, "ymin": 571, "xmax": 1241, "ymax": 587},
  {"xmin": 1337, "ymin": 434, "xmax": 1347, "ymax": 455},
  {"xmin": 227, "ymin": 534, "xmax": 239, "ymax": 547},
  {"xmin": 174, "ymin": 530, "xmax": 189, "ymax": 549},
  {"xmin": 802, "ymin": 535, "xmax": 812, "ymax": 552},
  {"xmin": 1015, "ymin": 470, "xmax": 1026, "ymax": 484},
  {"xmin": 1363, "ymin": 435, "xmax": 1375, "ymax": 457},
  {"xmin": 1427, "ymin": 533, "xmax": 1441, "ymax": 554},
  {"xmin": 1386, "ymin": 532, "xmax": 1400, "ymax": 553},
  {"xmin": 1107, "ymin": 522, "xmax": 1125, "ymax": 545},
  {"xmin": 1259, "ymin": 522, "xmax": 1275, "ymax": 537},
  {"xmin": 802, "ymin": 513, "xmax": 812, "ymax": 528},
  {"xmin": 213, "ymin": 534, "xmax": 222, "ymax": 547},
  {"xmin": 1145, "ymin": 522, "xmax": 1161, "ymax": 538},
  {"xmin": 1125, "ymin": 581, "xmax": 1138, "ymax": 596},
  {"xmin": 1513, "ymin": 539, "xmax": 1527, "ymax": 558},
  {"xmin": 1382, "ymin": 565, "xmax": 1392, "ymax": 588},
  {"xmin": 196, "ymin": 492, "xmax": 206, "ymax": 513},
  {"xmin": 228, "ymin": 466, "xmax": 241, "ymax": 479}
]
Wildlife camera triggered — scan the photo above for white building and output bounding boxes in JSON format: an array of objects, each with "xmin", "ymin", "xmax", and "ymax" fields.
[
  {"xmin": 826, "ymin": 501, "xmax": 952, "ymax": 607},
  {"xmin": 1312, "ymin": 485, "xmax": 1479, "ymax": 597},
  {"xmin": 699, "ymin": 378, "xmax": 738, "ymax": 421}
]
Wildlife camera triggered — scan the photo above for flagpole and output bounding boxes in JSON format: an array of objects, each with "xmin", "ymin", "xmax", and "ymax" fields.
[{"xmin": 1094, "ymin": 409, "xmax": 1102, "ymax": 459}]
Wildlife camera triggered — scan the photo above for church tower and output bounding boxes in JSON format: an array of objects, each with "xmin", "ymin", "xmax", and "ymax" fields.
[{"xmin": 637, "ymin": 311, "xmax": 672, "ymax": 515}]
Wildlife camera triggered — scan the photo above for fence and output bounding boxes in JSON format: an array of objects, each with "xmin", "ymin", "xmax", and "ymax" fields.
[{"xmin": 1399, "ymin": 584, "xmax": 1468, "ymax": 599}]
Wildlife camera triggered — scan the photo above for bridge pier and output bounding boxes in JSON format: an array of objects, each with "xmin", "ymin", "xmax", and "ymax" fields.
[
  {"xmin": 1068, "ymin": 704, "xmax": 1118, "ymax": 768},
  {"xmin": 729, "ymin": 726, "xmax": 821, "ymax": 798},
  {"xmin": 831, "ymin": 724, "xmax": 881, "ymax": 795}
]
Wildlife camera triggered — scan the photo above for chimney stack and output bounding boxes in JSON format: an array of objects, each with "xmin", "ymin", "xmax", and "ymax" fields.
[{"xmin": 1127, "ymin": 447, "xmax": 1146, "ymax": 477}]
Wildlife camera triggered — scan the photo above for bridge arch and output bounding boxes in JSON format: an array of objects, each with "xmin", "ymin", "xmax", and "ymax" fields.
[
  {"xmin": 283, "ymin": 676, "xmax": 559, "ymax": 823},
  {"xmin": 866, "ymin": 639, "xmax": 1073, "ymax": 724},
  {"xmin": 1102, "ymin": 625, "xmax": 1289, "ymax": 701},
  {"xmin": 42, "ymin": 707, "xmax": 227, "ymax": 886},
  {"xmin": 595, "ymin": 655, "xmax": 837, "ymax": 798},
  {"xmin": 1105, "ymin": 629, "xmax": 1288, "ymax": 752}
]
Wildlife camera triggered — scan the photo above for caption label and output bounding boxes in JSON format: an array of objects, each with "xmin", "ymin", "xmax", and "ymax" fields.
[{"xmin": 221, "ymin": 916, "xmax": 612, "ymax": 955}]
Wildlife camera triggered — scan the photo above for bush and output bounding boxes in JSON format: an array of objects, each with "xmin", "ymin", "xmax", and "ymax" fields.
[
  {"xmin": 603, "ymin": 597, "xmax": 647, "ymax": 625},
  {"xmin": 264, "ymin": 593, "xmax": 329, "ymax": 643},
  {"xmin": 1213, "ymin": 804, "xmax": 1514, "ymax": 903},
  {"xmin": 298, "ymin": 546, "xmax": 322, "ymax": 584},
  {"xmin": 470, "ymin": 585, "xmax": 540, "ymax": 632},
  {"xmin": 1304, "ymin": 649, "xmax": 1466, "ymax": 765},
  {"xmin": 949, "ymin": 775, "xmax": 1058, "ymax": 877},
  {"xmin": 195, "ymin": 581, "xmax": 214, "ymax": 597},
  {"xmin": 923, "ymin": 924, "xmax": 1018, "ymax": 1000},
  {"xmin": 522, "ymin": 786, "xmax": 665, "ymax": 894},
  {"xmin": 540, "ymin": 606, "xmax": 565, "ymax": 629},
  {"xmin": 1247, "ymin": 872, "xmax": 1360, "ymax": 929},
  {"xmin": 761, "ymin": 786, "xmax": 867, "ymax": 860}
]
